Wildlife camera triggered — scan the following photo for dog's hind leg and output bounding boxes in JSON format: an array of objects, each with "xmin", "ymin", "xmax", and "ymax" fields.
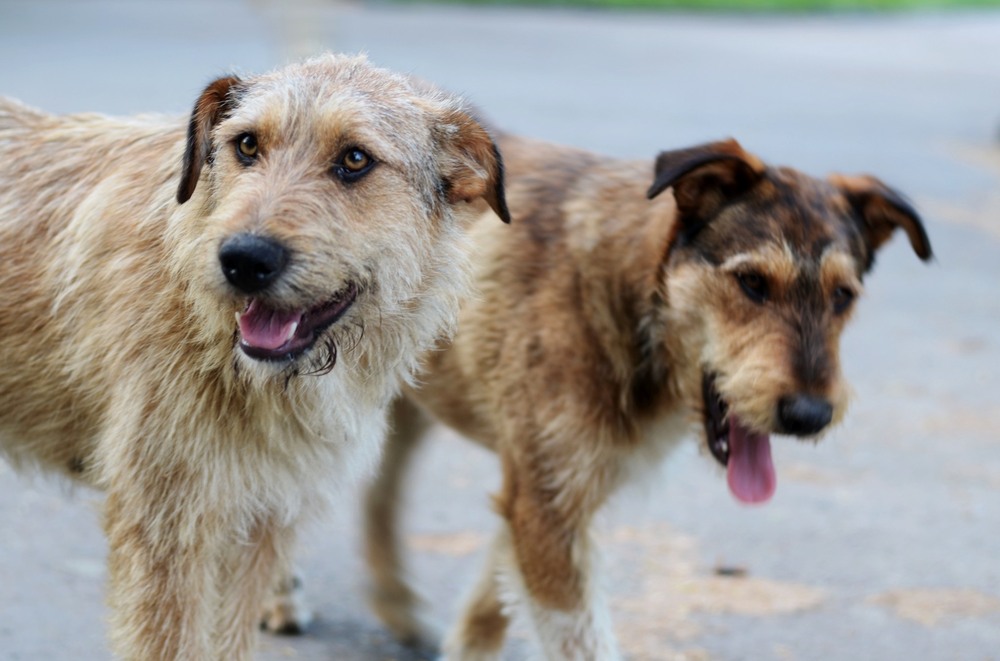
[{"xmin": 364, "ymin": 396, "xmax": 442, "ymax": 652}]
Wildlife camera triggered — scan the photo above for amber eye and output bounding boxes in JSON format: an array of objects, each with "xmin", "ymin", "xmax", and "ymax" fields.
[
  {"xmin": 236, "ymin": 133, "xmax": 258, "ymax": 162},
  {"xmin": 832, "ymin": 286, "xmax": 855, "ymax": 314},
  {"xmin": 333, "ymin": 148, "xmax": 375, "ymax": 182},
  {"xmin": 736, "ymin": 271, "xmax": 768, "ymax": 304},
  {"xmin": 343, "ymin": 149, "xmax": 370, "ymax": 172}
]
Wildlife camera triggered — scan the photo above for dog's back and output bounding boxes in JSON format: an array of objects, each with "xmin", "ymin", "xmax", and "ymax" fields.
[
  {"xmin": 408, "ymin": 134, "xmax": 677, "ymax": 446},
  {"xmin": 0, "ymin": 99, "xmax": 182, "ymax": 246},
  {"xmin": 0, "ymin": 97, "xmax": 44, "ymax": 131},
  {"xmin": 0, "ymin": 100, "xmax": 184, "ymax": 479}
]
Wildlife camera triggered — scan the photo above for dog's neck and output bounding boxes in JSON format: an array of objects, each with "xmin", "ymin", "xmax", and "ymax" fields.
[
  {"xmin": 566, "ymin": 182, "xmax": 682, "ymax": 422},
  {"xmin": 627, "ymin": 196, "xmax": 686, "ymax": 419}
]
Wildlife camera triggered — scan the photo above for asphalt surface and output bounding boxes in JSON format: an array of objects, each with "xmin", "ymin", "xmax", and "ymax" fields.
[{"xmin": 1, "ymin": 1, "xmax": 999, "ymax": 660}]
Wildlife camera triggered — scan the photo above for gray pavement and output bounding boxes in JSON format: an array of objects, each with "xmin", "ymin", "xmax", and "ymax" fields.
[{"xmin": 1, "ymin": 1, "xmax": 999, "ymax": 659}]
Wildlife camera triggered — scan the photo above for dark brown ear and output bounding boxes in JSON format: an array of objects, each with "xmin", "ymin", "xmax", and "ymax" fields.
[
  {"xmin": 436, "ymin": 109, "xmax": 510, "ymax": 223},
  {"xmin": 647, "ymin": 138, "xmax": 765, "ymax": 239},
  {"xmin": 829, "ymin": 174, "xmax": 932, "ymax": 269},
  {"xmin": 177, "ymin": 75, "xmax": 242, "ymax": 204}
]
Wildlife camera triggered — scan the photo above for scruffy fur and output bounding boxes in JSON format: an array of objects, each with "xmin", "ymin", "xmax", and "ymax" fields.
[
  {"xmin": 0, "ymin": 53, "xmax": 507, "ymax": 660},
  {"xmin": 359, "ymin": 134, "xmax": 931, "ymax": 659}
]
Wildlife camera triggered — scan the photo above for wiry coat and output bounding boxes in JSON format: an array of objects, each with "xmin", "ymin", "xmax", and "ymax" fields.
[
  {"xmin": 362, "ymin": 134, "xmax": 931, "ymax": 660},
  {"xmin": 0, "ymin": 54, "xmax": 507, "ymax": 660}
]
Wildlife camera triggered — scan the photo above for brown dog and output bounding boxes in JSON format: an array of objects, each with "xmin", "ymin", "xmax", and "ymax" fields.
[
  {"xmin": 0, "ymin": 54, "xmax": 507, "ymax": 660},
  {"xmin": 361, "ymin": 134, "xmax": 931, "ymax": 659}
]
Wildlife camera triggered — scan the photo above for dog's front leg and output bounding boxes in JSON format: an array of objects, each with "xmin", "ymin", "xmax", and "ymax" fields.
[
  {"xmin": 104, "ymin": 487, "xmax": 221, "ymax": 661},
  {"xmin": 444, "ymin": 448, "xmax": 621, "ymax": 661},
  {"xmin": 442, "ymin": 526, "xmax": 514, "ymax": 661},
  {"xmin": 216, "ymin": 519, "xmax": 296, "ymax": 658},
  {"xmin": 260, "ymin": 555, "xmax": 312, "ymax": 635},
  {"xmin": 512, "ymin": 530, "xmax": 621, "ymax": 661},
  {"xmin": 497, "ymin": 452, "xmax": 621, "ymax": 661}
]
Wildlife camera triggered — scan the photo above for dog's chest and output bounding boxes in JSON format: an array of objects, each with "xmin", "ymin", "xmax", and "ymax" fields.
[{"xmin": 617, "ymin": 408, "xmax": 692, "ymax": 487}]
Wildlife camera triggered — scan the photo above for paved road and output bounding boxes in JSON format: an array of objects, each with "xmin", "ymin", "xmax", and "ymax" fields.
[{"xmin": 1, "ymin": 1, "xmax": 999, "ymax": 659}]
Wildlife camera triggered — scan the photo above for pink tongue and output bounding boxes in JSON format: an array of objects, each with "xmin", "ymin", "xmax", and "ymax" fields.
[
  {"xmin": 238, "ymin": 300, "xmax": 303, "ymax": 351},
  {"xmin": 726, "ymin": 415, "xmax": 776, "ymax": 504}
]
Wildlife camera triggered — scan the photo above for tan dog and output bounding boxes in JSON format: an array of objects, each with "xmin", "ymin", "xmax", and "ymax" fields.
[
  {"xmin": 0, "ymin": 54, "xmax": 508, "ymax": 660},
  {"xmin": 360, "ymin": 134, "xmax": 931, "ymax": 659}
]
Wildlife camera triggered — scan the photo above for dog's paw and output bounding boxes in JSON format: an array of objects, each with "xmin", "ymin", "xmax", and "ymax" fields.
[
  {"xmin": 371, "ymin": 592, "xmax": 442, "ymax": 654},
  {"xmin": 438, "ymin": 647, "xmax": 502, "ymax": 661},
  {"xmin": 260, "ymin": 574, "xmax": 313, "ymax": 636}
]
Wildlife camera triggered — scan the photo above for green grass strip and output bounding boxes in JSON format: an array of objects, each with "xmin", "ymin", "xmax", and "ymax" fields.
[{"xmin": 390, "ymin": 0, "xmax": 1000, "ymax": 11}]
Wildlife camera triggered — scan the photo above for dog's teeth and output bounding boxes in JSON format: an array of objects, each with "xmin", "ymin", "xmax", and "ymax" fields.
[
  {"xmin": 285, "ymin": 322, "xmax": 298, "ymax": 342},
  {"xmin": 235, "ymin": 311, "xmax": 242, "ymax": 323}
]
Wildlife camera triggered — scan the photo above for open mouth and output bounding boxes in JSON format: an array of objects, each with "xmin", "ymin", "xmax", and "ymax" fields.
[
  {"xmin": 236, "ymin": 283, "xmax": 358, "ymax": 362},
  {"xmin": 702, "ymin": 372, "xmax": 776, "ymax": 505}
]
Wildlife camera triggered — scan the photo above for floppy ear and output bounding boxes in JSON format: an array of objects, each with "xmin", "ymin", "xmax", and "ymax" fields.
[
  {"xmin": 829, "ymin": 174, "xmax": 932, "ymax": 269},
  {"xmin": 435, "ymin": 108, "xmax": 510, "ymax": 223},
  {"xmin": 647, "ymin": 138, "xmax": 765, "ymax": 240},
  {"xmin": 177, "ymin": 75, "xmax": 243, "ymax": 205}
]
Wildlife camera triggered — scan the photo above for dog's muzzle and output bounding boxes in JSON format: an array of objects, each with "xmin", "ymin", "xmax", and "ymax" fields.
[
  {"xmin": 702, "ymin": 372, "xmax": 775, "ymax": 505},
  {"xmin": 234, "ymin": 283, "xmax": 358, "ymax": 363},
  {"xmin": 218, "ymin": 233, "xmax": 358, "ymax": 363},
  {"xmin": 703, "ymin": 373, "xmax": 835, "ymax": 506},
  {"xmin": 219, "ymin": 233, "xmax": 289, "ymax": 295},
  {"xmin": 777, "ymin": 394, "xmax": 833, "ymax": 436}
]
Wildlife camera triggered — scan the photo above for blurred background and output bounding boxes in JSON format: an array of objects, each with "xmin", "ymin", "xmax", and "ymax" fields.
[{"xmin": 1, "ymin": 0, "xmax": 999, "ymax": 659}]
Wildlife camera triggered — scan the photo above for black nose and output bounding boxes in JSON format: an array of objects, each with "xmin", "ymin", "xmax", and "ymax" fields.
[
  {"xmin": 218, "ymin": 234, "xmax": 289, "ymax": 294},
  {"xmin": 778, "ymin": 395, "xmax": 833, "ymax": 436}
]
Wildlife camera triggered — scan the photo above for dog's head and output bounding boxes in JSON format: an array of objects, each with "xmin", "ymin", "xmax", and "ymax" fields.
[
  {"xmin": 175, "ymin": 54, "xmax": 508, "ymax": 377},
  {"xmin": 647, "ymin": 139, "xmax": 931, "ymax": 503}
]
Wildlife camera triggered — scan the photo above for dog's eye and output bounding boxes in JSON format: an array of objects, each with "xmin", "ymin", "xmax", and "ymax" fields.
[
  {"xmin": 333, "ymin": 148, "xmax": 375, "ymax": 182},
  {"xmin": 343, "ymin": 149, "xmax": 371, "ymax": 172},
  {"xmin": 236, "ymin": 133, "xmax": 258, "ymax": 163},
  {"xmin": 736, "ymin": 272, "xmax": 768, "ymax": 304},
  {"xmin": 832, "ymin": 286, "xmax": 855, "ymax": 314}
]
